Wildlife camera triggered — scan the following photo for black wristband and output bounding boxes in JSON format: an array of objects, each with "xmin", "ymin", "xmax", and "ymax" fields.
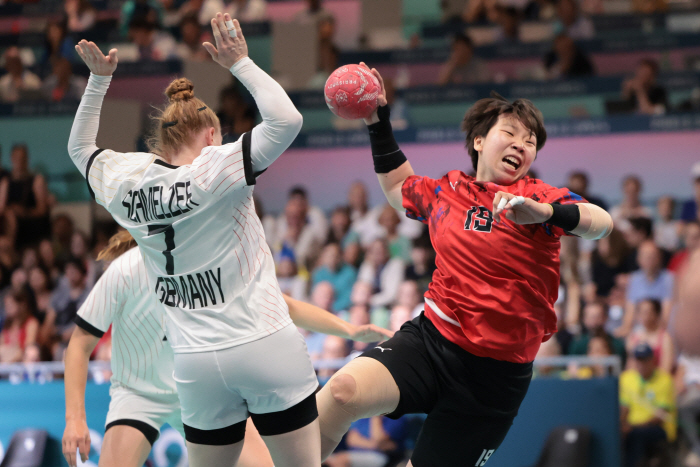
[
  {"xmin": 367, "ymin": 105, "xmax": 407, "ymax": 174},
  {"xmin": 547, "ymin": 203, "xmax": 580, "ymax": 232}
]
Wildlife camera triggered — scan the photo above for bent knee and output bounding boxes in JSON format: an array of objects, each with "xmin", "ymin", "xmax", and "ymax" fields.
[{"xmin": 330, "ymin": 373, "xmax": 357, "ymax": 406}]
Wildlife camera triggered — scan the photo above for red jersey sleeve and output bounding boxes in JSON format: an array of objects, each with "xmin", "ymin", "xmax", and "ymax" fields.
[
  {"xmin": 401, "ymin": 174, "xmax": 442, "ymax": 224},
  {"xmin": 532, "ymin": 183, "xmax": 588, "ymax": 237}
]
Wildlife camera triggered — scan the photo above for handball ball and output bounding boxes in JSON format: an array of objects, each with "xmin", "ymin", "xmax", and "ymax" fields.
[{"xmin": 324, "ymin": 64, "xmax": 380, "ymax": 120}]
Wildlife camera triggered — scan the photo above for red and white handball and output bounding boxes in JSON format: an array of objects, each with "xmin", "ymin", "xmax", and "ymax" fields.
[{"xmin": 324, "ymin": 64, "xmax": 380, "ymax": 120}]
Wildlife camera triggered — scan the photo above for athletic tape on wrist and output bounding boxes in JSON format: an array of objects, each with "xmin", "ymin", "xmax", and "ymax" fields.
[
  {"xmin": 547, "ymin": 203, "xmax": 580, "ymax": 232},
  {"xmin": 367, "ymin": 105, "xmax": 406, "ymax": 173}
]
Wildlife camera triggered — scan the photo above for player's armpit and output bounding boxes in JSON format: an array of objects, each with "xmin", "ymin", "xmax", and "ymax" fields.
[{"xmin": 570, "ymin": 203, "xmax": 613, "ymax": 240}]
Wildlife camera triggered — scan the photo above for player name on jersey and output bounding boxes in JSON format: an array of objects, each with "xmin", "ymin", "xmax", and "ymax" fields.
[
  {"xmin": 122, "ymin": 181, "xmax": 199, "ymax": 224},
  {"xmin": 155, "ymin": 267, "xmax": 225, "ymax": 310}
]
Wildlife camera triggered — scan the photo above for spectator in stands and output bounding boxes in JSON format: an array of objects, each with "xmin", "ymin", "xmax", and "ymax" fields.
[
  {"xmin": 303, "ymin": 281, "xmax": 336, "ymax": 360},
  {"xmin": 396, "ymin": 280, "xmax": 423, "ymax": 318},
  {"xmin": 620, "ymin": 241, "xmax": 673, "ymax": 336},
  {"xmin": 389, "ymin": 304, "xmax": 413, "ymax": 334},
  {"xmin": 358, "ymin": 239, "xmax": 404, "ymax": 308},
  {"xmin": 349, "ymin": 181, "xmax": 382, "ymax": 247},
  {"xmin": 295, "ymin": 0, "xmax": 334, "ymax": 25},
  {"xmin": 176, "ymin": 0, "xmax": 225, "ymax": 27},
  {"xmin": 271, "ymin": 186, "xmax": 328, "ymax": 270},
  {"xmin": 680, "ymin": 162, "xmax": 700, "ymax": 223},
  {"xmin": 64, "ymin": 0, "xmax": 96, "ymax": 33},
  {"xmin": 462, "ymin": 0, "xmax": 501, "ymax": 24},
  {"xmin": 0, "ymin": 236, "xmax": 13, "ymax": 289},
  {"xmin": 626, "ymin": 298, "xmax": 674, "ymax": 373},
  {"xmin": 307, "ymin": 43, "xmax": 339, "ymax": 90},
  {"xmin": 127, "ymin": 18, "xmax": 177, "ymax": 61},
  {"xmin": 50, "ymin": 213, "xmax": 74, "ymax": 266},
  {"xmin": 567, "ymin": 171, "xmax": 608, "ymax": 210},
  {"xmin": 524, "ymin": 0, "xmax": 557, "ymax": 21},
  {"xmin": 0, "ymin": 47, "xmax": 41, "ymax": 103},
  {"xmin": 404, "ymin": 234, "xmax": 436, "ymax": 294},
  {"xmin": 346, "ymin": 416, "xmax": 408, "ymax": 467},
  {"xmin": 326, "ymin": 206, "xmax": 361, "ymax": 267},
  {"xmin": 378, "ymin": 204, "xmax": 411, "ymax": 262},
  {"xmin": 120, "ymin": 0, "xmax": 164, "ymax": 37},
  {"xmin": 0, "ymin": 144, "xmax": 51, "ymax": 249},
  {"xmin": 493, "ymin": 6, "xmax": 521, "ymax": 43},
  {"xmin": 69, "ymin": 230, "xmax": 98, "ymax": 287},
  {"xmin": 543, "ymin": 33, "xmax": 595, "ymax": 80},
  {"xmin": 625, "ymin": 216, "xmax": 658, "ymax": 270},
  {"xmin": 569, "ymin": 300, "xmax": 626, "ymax": 363},
  {"xmin": 437, "ymin": 33, "xmax": 490, "ymax": 86},
  {"xmin": 0, "ymin": 288, "xmax": 39, "ymax": 363},
  {"xmin": 632, "ymin": 0, "xmax": 667, "ymax": 13},
  {"xmin": 676, "ymin": 353, "xmax": 700, "ymax": 467},
  {"xmin": 533, "ymin": 337, "xmax": 564, "ymax": 378},
  {"xmin": 654, "ymin": 196, "xmax": 681, "ymax": 252},
  {"xmin": 668, "ymin": 221, "xmax": 700, "ymax": 273},
  {"xmin": 276, "ymin": 250, "xmax": 308, "ymax": 301},
  {"xmin": 312, "ymin": 243, "xmax": 357, "ymax": 312},
  {"xmin": 45, "ymin": 258, "xmax": 89, "ymax": 359},
  {"xmin": 610, "ymin": 175, "xmax": 652, "ymax": 232},
  {"xmin": 216, "ymin": 84, "xmax": 251, "ymax": 140},
  {"xmin": 569, "ymin": 330, "xmax": 615, "ymax": 379},
  {"xmin": 29, "ymin": 267, "xmax": 53, "ymax": 343},
  {"xmin": 41, "ymin": 19, "xmax": 74, "ymax": 69},
  {"xmin": 317, "ymin": 335, "xmax": 349, "ymax": 385},
  {"xmin": 553, "ymin": 0, "xmax": 594, "ymax": 40},
  {"xmin": 348, "ymin": 304, "xmax": 373, "ymax": 353},
  {"xmin": 41, "ymin": 57, "xmax": 87, "ymax": 102},
  {"xmin": 225, "ymin": 0, "xmax": 268, "ymax": 22},
  {"xmin": 620, "ymin": 343, "xmax": 676, "ymax": 467},
  {"xmin": 175, "ymin": 14, "xmax": 211, "ymax": 61},
  {"xmin": 621, "ymin": 59, "xmax": 668, "ymax": 115},
  {"xmin": 590, "ymin": 228, "xmax": 631, "ymax": 298}
]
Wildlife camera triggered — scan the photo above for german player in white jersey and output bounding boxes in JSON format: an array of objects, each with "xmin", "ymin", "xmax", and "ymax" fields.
[
  {"xmin": 62, "ymin": 231, "xmax": 393, "ymax": 467},
  {"xmin": 68, "ymin": 14, "xmax": 321, "ymax": 466}
]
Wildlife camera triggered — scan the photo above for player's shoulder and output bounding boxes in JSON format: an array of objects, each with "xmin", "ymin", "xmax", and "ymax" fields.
[{"xmin": 517, "ymin": 177, "xmax": 585, "ymax": 203}]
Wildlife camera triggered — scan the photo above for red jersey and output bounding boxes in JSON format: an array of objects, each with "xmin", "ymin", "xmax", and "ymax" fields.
[{"xmin": 402, "ymin": 171, "xmax": 585, "ymax": 363}]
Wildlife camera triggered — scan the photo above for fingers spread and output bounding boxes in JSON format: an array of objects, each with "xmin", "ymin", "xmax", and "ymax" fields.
[{"xmin": 210, "ymin": 18, "xmax": 223, "ymax": 43}]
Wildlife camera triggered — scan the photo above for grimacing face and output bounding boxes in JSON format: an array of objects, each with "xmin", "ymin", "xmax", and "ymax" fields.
[{"xmin": 474, "ymin": 114, "xmax": 537, "ymax": 185}]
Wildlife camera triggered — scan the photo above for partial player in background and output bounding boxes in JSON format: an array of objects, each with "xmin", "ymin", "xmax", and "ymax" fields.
[
  {"xmin": 63, "ymin": 231, "xmax": 392, "ymax": 467},
  {"xmin": 68, "ymin": 14, "xmax": 318, "ymax": 467},
  {"xmin": 316, "ymin": 63, "xmax": 614, "ymax": 467}
]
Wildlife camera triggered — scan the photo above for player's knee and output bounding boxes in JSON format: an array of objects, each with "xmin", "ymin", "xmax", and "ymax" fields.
[{"xmin": 330, "ymin": 373, "xmax": 357, "ymax": 406}]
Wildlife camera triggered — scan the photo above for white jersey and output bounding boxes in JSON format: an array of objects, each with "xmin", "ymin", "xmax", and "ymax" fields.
[
  {"xmin": 69, "ymin": 58, "xmax": 303, "ymax": 353},
  {"xmin": 76, "ymin": 247, "xmax": 176, "ymax": 394}
]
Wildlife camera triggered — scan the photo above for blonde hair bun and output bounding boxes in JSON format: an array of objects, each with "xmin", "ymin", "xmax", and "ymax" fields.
[{"xmin": 165, "ymin": 78, "xmax": 195, "ymax": 102}]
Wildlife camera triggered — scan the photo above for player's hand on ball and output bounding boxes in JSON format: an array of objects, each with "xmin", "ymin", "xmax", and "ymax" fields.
[
  {"xmin": 349, "ymin": 324, "xmax": 394, "ymax": 342},
  {"xmin": 203, "ymin": 12, "xmax": 248, "ymax": 69},
  {"xmin": 75, "ymin": 40, "xmax": 118, "ymax": 76},
  {"xmin": 360, "ymin": 62, "xmax": 387, "ymax": 125},
  {"xmin": 62, "ymin": 418, "xmax": 91, "ymax": 467},
  {"xmin": 492, "ymin": 191, "xmax": 553, "ymax": 225}
]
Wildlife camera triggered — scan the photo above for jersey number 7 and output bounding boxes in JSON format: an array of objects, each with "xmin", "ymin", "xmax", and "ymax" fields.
[{"xmin": 148, "ymin": 224, "xmax": 176, "ymax": 275}]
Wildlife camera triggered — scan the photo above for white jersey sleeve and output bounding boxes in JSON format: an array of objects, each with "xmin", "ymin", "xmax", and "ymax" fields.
[{"xmin": 76, "ymin": 248, "xmax": 177, "ymax": 394}]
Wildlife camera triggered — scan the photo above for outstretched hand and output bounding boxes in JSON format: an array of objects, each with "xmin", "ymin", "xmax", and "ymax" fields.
[
  {"xmin": 359, "ymin": 61, "xmax": 387, "ymax": 125},
  {"xmin": 75, "ymin": 40, "xmax": 118, "ymax": 76},
  {"xmin": 492, "ymin": 191, "xmax": 553, "ymax": 224},
  {"xmin": 203, "ymin": 12, "xmax": 248, "ymax": 69},
  {"xmin": 348, "ymin": 324, "xmax": 394, "ymax": 343}
]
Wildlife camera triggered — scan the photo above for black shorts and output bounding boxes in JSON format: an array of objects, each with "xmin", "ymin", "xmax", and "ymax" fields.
[{"xmin": 361, "ymin": 313, "xmax": 533, "ymax": 467}]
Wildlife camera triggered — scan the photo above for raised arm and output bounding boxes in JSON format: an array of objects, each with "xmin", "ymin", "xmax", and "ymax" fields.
[
  {"xmin": 361, "ymin": 63, "xmax": 414, "ymax": 210},
  {"xmin": 203, "ymin": 13, "xmax": 303, "ymax": 172},
  {"xmin": 68, "ymin": 41, "xmax": 118, "ymax": 175}
]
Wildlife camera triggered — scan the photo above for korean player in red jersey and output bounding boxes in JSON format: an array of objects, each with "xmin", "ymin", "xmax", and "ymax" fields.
[{"xmin": 316, "ymin": 64, "xmax": 614, "ymax": 467}]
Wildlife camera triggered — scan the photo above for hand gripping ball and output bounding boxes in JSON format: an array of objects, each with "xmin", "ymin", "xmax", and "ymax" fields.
[{"xmin": 324, "ymin": 64, "xmax": 380, "ymax": 120}]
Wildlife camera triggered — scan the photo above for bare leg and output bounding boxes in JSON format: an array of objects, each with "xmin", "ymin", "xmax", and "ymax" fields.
[
  {"xmin": 316, "ymin": 357, "xmax": 400, "ymax": 460},
  {"xmin": 98, "ymin": 426, "xmax": 151, "ymax": 467},
  {"xmin": 187, "ymin": 439, "xmax": 244, "ymax": 467},
  {"xmin": 237, "ymin": 419, "xmax": 273, "ymax": 467},
  {"xmin": 261, "ymin": 419, "xmax": 322, "ymax": 467}
]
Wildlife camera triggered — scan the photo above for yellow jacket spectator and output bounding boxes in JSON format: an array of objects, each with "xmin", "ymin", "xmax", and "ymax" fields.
[{"xmin": 620, "ymin": 343, "xmax": 676, "ymax": 467}]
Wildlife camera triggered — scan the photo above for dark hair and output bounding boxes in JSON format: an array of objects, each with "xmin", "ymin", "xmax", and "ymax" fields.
[
  {"xmin": 129, "ymin": 17, "xmax": 157, "ymax": 32},
  {"xmin": 289, "ymin": 186, "xmax": 308, "ymax": 199},
  {"xmin": 569, "ymin": 171, "xmax": 589, "ymax": 184},
  {"xmin": 11, "ymin": 143, "xmax": 28, "ymax": 157},
  {"xmin": 629, "ymin": 217, "xmax": 653, "ymax": 239},
  {"xmin": 640, "ymin": 298, "xmax": 662, "ymax": 316},
  {"xmin": 623, "ymin": 174, "xmax": 642, "ymax": 189},
  {"xmin": 453, "ymin": 33, "xmax": 473, "ymax": 48},
  {"xmin": 461, "ymin": 92, "xmax": 546, "ymax": 171},
  {"xmin": 639, "ymin": 58, "xmax": 659, "ymax": 76},
  {"xmin": 588, "ymin": 329, "xmax": 613, "ymax": 354},
  {"xmin": 65, "ymin": 257, "xmax": 87, "ymax": 276},
  {"xmin": 588, "ymin": 299, "xmax": 610, "ymax": 318},
  {"xmin": 179, "ymin": 13, "xmax": 200, "ymax": 30}
]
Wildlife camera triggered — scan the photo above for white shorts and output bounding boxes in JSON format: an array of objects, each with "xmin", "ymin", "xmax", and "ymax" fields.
[
  {"xmin": 106, "ymin": 386, "xmax": 184, "ymax": 442},
  {"xmin": 172, "ymin": 323, "xmax": 318, "ymax": 431}
]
